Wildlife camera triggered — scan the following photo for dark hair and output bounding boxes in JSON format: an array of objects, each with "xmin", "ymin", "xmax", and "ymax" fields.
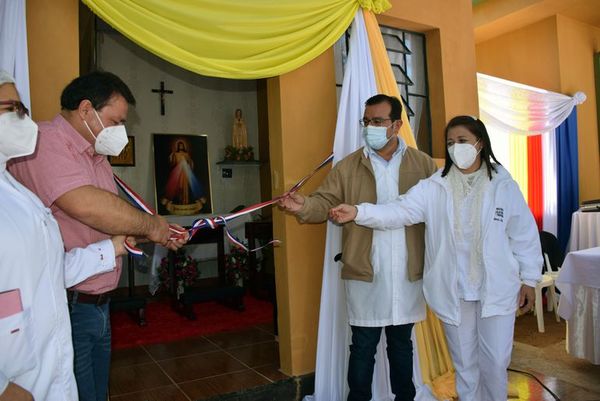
[
  {"xmin": 441, "ymin": 115, "xmax": 501, "ymax": 180},
  {"xmin": 365, "ymin": 94, "xmax": 402, "ymax": 121},
  {"xmin": 60, "ymin": 71, "xmax": 136, "ymax": 111}
]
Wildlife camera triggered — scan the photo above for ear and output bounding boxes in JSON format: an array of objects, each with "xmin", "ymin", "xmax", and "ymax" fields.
[
  {"xmin": 77, "ymin": 99, "xmax": 94, "ymax": 119},
  {"xmin": 393, "ymin": 119, "xmax": 403, "ymax": 134}
]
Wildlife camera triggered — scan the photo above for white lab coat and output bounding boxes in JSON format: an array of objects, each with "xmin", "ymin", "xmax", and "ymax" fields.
[
  {"xmin": 356, "ymin": 165, "xmax": 542, "ymax": 325},
  {"xmin": 345, "ymin": 143, "xmax": 425, "ymax": 326},
  {"xmin": 0, "ymin": 155, "xmax": 117, "ymax": 401}
]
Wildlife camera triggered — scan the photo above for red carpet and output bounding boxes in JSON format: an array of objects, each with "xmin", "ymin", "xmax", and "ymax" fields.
[{"xmin": 111, "ymin": 295, "xmax": 273, "ymax": 350}]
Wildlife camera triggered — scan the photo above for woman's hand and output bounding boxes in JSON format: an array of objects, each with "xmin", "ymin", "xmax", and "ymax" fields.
[
  {"xmin": 329, "ymin": 204, "xmax": 358, "ymax": 224},
  {"xmin": 518, "ymin": 284, "xmax": 536, "ymax": 314}
]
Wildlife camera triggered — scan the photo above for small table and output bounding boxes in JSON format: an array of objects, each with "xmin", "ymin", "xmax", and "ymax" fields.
[
  {"xmin": 555, "ymin": 247, "xmax": 600, "ymax": 364},
  {"xmin": 169, "ymin": 225, "xmax": 244, "ymax": 320},
  {"xmin": 568, "ymin": 210, "xmax": 600, "ymax": 251}
]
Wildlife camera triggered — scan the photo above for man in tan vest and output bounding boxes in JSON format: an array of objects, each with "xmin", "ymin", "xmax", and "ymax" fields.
[{"xmin": 279, "ymin": 94, "xmax": 436, "ymax": 401}]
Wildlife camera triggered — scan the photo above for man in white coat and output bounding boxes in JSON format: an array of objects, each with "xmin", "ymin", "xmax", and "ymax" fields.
[
  {"xmin": 280, "ymin": 95, "xmax": 437, "ymax": 401},
  {"xmin": 0, "ymin": 71, "xmax": 127, "ymax": 401}
]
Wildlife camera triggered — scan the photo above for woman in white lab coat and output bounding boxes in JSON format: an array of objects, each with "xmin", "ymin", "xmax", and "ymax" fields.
[
  {"xmin": 330, "ymin": 116, "xmax": 542, "ymax": 401},
  {"xmin": 0, "ymin": 71, "xmax": 128, "ymax": 401}
]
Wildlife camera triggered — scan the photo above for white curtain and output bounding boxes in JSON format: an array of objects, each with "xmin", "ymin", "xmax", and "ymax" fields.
[
  {"xmin": 0, "ymin": 0, "xmax": 31, "ymax": 109},
  {"xmin": 541, "ymin": 131, "xmax": 558, "ymax": 236},
  {"xmin": 477, "ymin": 73, "xmax": 585, "ymax": 136},
  {"xmin": 477, "ymin": 72, "xmax": 585, "ymax": 237},
  {"xmin": 306, "ymin": 9, "xmax": 439, "ymax": 401},
  {"xmin": 305, "ymin": 10, "xmax": 376, "ymax": 401}
]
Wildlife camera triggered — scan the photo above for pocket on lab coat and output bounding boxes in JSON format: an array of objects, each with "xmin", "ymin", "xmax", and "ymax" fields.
[{"xmin": 0, "ymin": 308, "xmax": 36, "ymax": 380}]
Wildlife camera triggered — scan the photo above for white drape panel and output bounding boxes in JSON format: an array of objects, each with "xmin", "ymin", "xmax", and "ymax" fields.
[
  {"xmin": 305, "ymin": 10, "xmax": 376, "ymax": 401},
  {"xmin": 0, "ymin": 0, "xmax": 31, "ymax": 109},
  {"xmin": 477, "ymin": 73, "xmax": 585, "ymax": 136},
  {"xmin": 306, "ymin": 10, "xmax": 438, "ymax": 401},
  {"xmin": 542, "ymin": 130, "xmax": 558, "ymax": 236},
  {"xmin": 477, "ymin": 72, "xmax": 584, "ymax": 239}
]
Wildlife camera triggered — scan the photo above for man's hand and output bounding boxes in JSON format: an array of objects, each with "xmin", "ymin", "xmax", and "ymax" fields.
[
  {"xmin": 518, "ymin": 284, "xmax": 536, "ymax": 314},
  {"xmin": 277, "ymin": 193, "xmax": 305, "ymax": 213},
  {"xmin": 146, "ymin": 215, "xmax": 171, "ymax": 246},
  {"xmin": 165, "ymin": 223, "xmax": 188, "ymax": 251},
  {"xmin": 0, "ymin": 383, "xmax": 33, "ymax": 401},
  {"xmin": 329, "ymin": 204, "xmax": 358, "ymax": 224}
]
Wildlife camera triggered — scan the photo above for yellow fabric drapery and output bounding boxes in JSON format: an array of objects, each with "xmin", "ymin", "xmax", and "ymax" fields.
[
  {"xmin": 363, "ymin": 10, "xmax": 456, "ymax": 400},
  {"xmin": 84, "ymin": 0, "xmax": 387, "ymax": 79},
  {"xmin": 362, "ymin": 10, "xmax": 417, "ymax": 149}
]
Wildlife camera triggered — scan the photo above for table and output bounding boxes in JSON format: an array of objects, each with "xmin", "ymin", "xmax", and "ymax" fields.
[
  {"xmin": 149, "ymin": 213, "xmax": 251, "ymax": 293},
  {"xmin": 555, "ymin": 247, "xmax": 600, "ymax": 364},
  {"xmin": 568, "ymin": 210, "xmax": 600, "ymax": 251}
]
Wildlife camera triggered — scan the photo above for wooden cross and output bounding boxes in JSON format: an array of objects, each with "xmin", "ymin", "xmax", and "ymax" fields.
[{"xmin": 151, "ymin": 81, "xmax": 174, "ymax": 115}]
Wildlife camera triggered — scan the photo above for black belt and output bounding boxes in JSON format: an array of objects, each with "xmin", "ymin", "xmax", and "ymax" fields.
[{"xmin": 68, "ymin": 291, "xmax": 110, "ymax": 305}]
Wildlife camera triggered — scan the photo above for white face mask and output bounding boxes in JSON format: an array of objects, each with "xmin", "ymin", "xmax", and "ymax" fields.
[
  {"xmin": 448, "ymin": 140, "xmax": 481, "ymax": 169},
  {"xmin": 363, "ymin": 125, "xmax": 392, "ymax": 150},
  {"xmin": 83, "ymin": 109, "xmax": 128, "ymax": 156},
  {"xmin": 0, "ymin": 111, "xmax": 39, "ymax": 159}
]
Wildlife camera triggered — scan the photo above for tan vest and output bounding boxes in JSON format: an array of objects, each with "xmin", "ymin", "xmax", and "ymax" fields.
[{"xmin": 297, "ymin": 146, "xmax": 438, "ymax": 282}]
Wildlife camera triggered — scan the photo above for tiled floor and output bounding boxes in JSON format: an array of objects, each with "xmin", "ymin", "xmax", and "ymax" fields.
[
  {"xmin": 109, "ymin": 315, "xmax": 600, "ymax": 401},
  {"xmin": 109, "ymin": 323, "xmax": 287, "ymax": 401}
]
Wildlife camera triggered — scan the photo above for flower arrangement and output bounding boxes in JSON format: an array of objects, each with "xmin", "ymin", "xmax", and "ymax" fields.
[
  {"xmin": 225, "ymin": 245, "xmax": 250, "ymax": 287},
  {"xmin": 158, "ymin": 250, "xmax": 201, "ymax": 297},
  {"xmin": 224, "ymin": 145, "xmax": 254, "ymax": 161}
]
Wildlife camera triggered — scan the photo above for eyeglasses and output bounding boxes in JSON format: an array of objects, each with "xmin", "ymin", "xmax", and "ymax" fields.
[
  {"xmin": 0, "ymin": 100, "xmax": 29, "ymax": 119},
  {"xmin": 359, "ymin": 118, "xmax": 393, "ymax": 127}
]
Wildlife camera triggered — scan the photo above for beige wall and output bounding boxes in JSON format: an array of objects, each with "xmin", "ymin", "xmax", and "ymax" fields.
[
  {"xmin": 476, "ymin": 17, "xmax": 561, "ymax": 91},
  {"xmin": 557, "ymin": 15, "xmax": 600, "ymax": 202},
  {"xmin": 379, "ymin": 0, "xmax": 479, "ymax": 158},
  {"xmin": 476, "ymin": 15, "xmax": 600, "ymax": 202},
  {"xmin": 26, "ymin": 0, "xmax": 79, "ymax": 121},
  {"xmin": 267, "ymin": 49, "xmax": 337, "ymax": 375}
]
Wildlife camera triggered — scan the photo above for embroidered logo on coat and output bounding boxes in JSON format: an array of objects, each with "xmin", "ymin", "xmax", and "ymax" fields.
[{"xmin": 493, "ymin": 207, "xmax": 504, "ymax": 222}]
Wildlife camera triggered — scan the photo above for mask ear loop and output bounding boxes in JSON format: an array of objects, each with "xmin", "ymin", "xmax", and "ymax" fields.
[
  {"xmin": 82, "ymin": 106, "xmax": 104, "ymax": 140},
  {"xmin": 92, "ymin": 109, "xmax": 106, "ymax": 130}
]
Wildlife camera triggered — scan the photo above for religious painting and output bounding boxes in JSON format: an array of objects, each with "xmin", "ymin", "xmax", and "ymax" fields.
[
  {"xmin": 108, "ymin": 136, "xmax": 135, "ymax": 166},
  {"xmin": 153, "ymin": 134, "xmax": 212, "ymax": 215}
]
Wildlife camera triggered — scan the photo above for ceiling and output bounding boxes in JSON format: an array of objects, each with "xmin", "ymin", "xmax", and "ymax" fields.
[{"xmin": 473, "ymin": 0, "xmax": 600, "ymax": 43}]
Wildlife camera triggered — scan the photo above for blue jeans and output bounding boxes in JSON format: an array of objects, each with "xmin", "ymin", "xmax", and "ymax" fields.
[
  {"xmin": 70, "ymin": 301, "xmax": 112, "ymax": 401},
  {"xmin": 348, "ymin": 324, "xmax": 415, "ymax": 401}
]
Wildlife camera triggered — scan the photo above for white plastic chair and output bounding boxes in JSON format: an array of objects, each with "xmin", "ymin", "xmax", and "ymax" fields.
[{"xmin": 533, "ymin": 252, "xmax": 560, "ymax": 333}]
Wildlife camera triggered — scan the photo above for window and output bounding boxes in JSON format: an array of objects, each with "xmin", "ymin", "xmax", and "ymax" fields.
[{"xmin": 334, "ymin": 26, "xmax": 432, "ymax": 154}]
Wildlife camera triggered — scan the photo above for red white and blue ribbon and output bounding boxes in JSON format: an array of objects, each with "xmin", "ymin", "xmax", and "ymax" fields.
[
  {"xmin": 113, "ymin": 174, "xmax": 187, "ymax": 255},
  {"xmin": 114, "ymin": 152, "xmax": 334, "ymax": 255}
]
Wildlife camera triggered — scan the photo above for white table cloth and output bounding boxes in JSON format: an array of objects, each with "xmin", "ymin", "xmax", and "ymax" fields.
[
  {"xmin": 568, "ymin": 210, "xmax": 600, "ymax": 251},
  {"xmin": 555, "ymin": 247, "xmax": 600, "ymax": 364}
]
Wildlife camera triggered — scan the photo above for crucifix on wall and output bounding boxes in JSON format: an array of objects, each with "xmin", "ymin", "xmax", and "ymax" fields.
[{"xmin": 151, "ymin": 81, "xmax": 174, "ymax": 115}]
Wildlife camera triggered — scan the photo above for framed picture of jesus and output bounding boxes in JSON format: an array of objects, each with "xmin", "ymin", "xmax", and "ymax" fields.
[{"xmin": 152, "ymin": 133, "xmax": 212, "ymax": 215}]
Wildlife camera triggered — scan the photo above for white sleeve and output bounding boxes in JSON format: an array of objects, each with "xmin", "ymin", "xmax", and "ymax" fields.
[
  {"xmin": 355, "ymin": 179, "xmax": 429, "ymax": 230},
  {"xmin": 505, "ymin": 182, "xmax": 543, "ymax": 285},
  {"xmin": 64, "ymin": 239, "xmax": 117, "ymax": 288}
]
